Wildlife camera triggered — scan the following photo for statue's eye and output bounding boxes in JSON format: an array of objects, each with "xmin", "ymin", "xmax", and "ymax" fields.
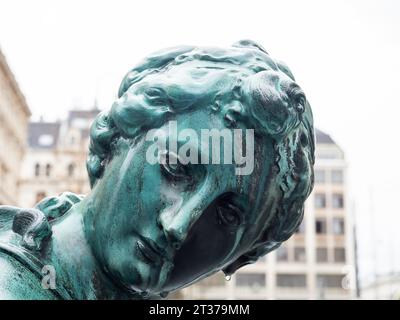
[
  {"xmin": 160, "ymin": 152, "xmax": 189, "ymax": 180},
  {"xmin": 216, "ymin": 203, "xmax": 242, "ymax": 228}
]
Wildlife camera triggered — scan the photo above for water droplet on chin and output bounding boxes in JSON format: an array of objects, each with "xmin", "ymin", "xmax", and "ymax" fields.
[{"xmin": 225, "ymin": 275, "xmax": 231, "ymax": 281}]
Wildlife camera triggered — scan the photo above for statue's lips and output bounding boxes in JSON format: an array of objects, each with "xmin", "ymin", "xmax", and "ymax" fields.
[{"xmin": 135, "ymin": 235, "xmax": 167, "ymax": 265}]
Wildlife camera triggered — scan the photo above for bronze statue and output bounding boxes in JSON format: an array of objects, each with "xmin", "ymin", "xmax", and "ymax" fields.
[{"xmin": 0, "ymin": 40, "xmax": 314, "ymax": 299}]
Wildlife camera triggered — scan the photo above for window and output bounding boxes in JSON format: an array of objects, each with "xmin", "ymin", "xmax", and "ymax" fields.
[
  {"xmin": 294, "ymin": 247, "xmax": 306, "ymax": 262},
  {"xmin": 45, "ymin": 164, "xmax": 52, "ymax": 177},
  {"xmin": 38, "ymin": 134, "xmax": 54, "ymax": 147},
  {"xmin": 331, "ymin": 170, "xmax": 343, "ymax": 184},
  {"xmin": 68, "ymin": 163, "xmax": 76, "ymax": 177},
  {"xmin": 277, "ymin": 274, "xmax": 306, "ymax": 288},
  {"xmin": 332, "ymin": 193, "xmax": 344, "ymax": 208},
  {"xmin": 314, "ymin": 193, "xmax": 326, "ymax": 209},
  {"xmin": 333, "ymin": 218, "xmax": 345, "ymax": 235},
  {"xmin": 334, "ymin": 248, "xmax": 346, "ymax": 263},
  {"xmin": 315, "ymin": 218, "xmax": 327, "ymax": 234},
  {"xmin": 314, "ymin": 170, "xmax": 326, "ymax": 183},
  {"xmin": 316, "ymin": 248, "xmax": 328, "ymax": 263},
  {"xmin": 317, "ymin": 274, "xmax": 344, "ymax": 289},
  {"xmin": 236, "ymin": 273, "xmax": 266, "ymax": 287},
  {"xmin": 34, "ymin": 163, "xmax": 40, "ymax": 177},
  {"xmin": 276, "ymin": 246, "xmax": 288, "ymax": 262}
]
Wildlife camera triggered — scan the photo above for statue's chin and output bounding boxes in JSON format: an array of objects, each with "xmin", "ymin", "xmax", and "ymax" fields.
[
  {"xmin": 160, "ymin": 266, "xmax": 201, "ymax": 294},
  {"xmin": 125, "ymin": 261, "xmax": 176, "ymax": 295}
]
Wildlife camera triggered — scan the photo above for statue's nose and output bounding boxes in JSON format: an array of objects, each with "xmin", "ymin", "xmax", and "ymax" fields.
[
  {"xmin": 162, "ymin": 221, "xmax": 186, "ymax": 250},
  {"xmin": 158, "ymin": 190, "xmax": 217, "ymax": 250}
]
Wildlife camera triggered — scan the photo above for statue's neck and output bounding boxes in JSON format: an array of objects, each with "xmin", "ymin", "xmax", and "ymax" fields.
[{"xmin": 48, "ymin": 202, "xmax": 139, "ymax": 300}]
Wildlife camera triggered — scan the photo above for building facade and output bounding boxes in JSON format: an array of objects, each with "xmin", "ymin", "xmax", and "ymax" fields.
[
  {"xmin": 179, "ymin": 129, "xmax": 355, "ymax": 300},
  {"xmin": 0, "ymin": 48, "xmax": 31, "ymax": 205},
  {"xmin": 18, "ymin": 108, "xmax": 99, "ymax": 207},
  {"xmin": 361, "ymin": 273, "xmax": 400, "ymax": 300}
]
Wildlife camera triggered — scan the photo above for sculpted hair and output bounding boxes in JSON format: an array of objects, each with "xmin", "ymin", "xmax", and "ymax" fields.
[{"xmin": 86, "ymin": 40, "xmax": 315, "ymax": 274}]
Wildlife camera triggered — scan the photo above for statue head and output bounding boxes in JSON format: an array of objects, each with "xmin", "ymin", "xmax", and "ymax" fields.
[{"xmin": 83, "ymin": 40, "xmax": 315, "ymax": 296}]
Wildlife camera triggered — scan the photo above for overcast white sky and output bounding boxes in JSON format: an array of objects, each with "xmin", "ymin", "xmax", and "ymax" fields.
[{"xmin": 0, "ymin": 0, "xmax": 399, "ymax": 286}]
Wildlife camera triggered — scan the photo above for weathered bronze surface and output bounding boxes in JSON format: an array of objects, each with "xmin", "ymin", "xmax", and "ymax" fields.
[{"xmin": 0, "ymin": 40, "xmax": 314, "ymax": 299}]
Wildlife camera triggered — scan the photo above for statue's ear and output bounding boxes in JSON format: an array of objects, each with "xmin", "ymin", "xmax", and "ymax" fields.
[
  {"xmin": 222, "ymin": 241, "xmax": 280, "ymax": 276},
  {"xmin": 232, "ymin": 39, "xmax": 268, "ymax": 54}
]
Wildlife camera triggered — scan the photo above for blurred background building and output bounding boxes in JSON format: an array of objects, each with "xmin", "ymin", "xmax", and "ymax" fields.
[
  {"xmin": 361, "ymin": 273, "xmax": 400, "ymax": 300},
  {"xmin": 179, "ymin": 129, "xmax": 356, "ymax": 300},
  {"xmin": 18, "ymin": 107, "xmax": 99, "ymax": 207},
  {"xmin": 0, "ymin": 48, "xmax": 30, "ymax": 205}
]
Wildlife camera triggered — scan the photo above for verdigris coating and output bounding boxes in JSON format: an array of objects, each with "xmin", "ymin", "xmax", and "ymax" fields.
[{"xmin": 0, "ymin": 40, "xmax": 315, "ymax": 299}]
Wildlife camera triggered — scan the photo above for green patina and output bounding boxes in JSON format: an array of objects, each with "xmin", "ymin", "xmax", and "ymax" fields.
[{"xmin": 0, "ymin": 40, "xmax": 314, "ymax": 300}]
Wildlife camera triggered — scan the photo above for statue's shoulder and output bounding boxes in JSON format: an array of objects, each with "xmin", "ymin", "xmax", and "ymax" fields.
[
  {"xmin": 0, "ymin": 248, "xmax": 56, "ymax": 300},
  {"xmin": 0, "ymin": 192, "xmax": 83, "ymax": 250},
  {"xmin": 34, "ymin": 192, "xmax": 84, "ymax": 222},
  {"xmin": 0, "ymin": 192, "xmax": 83, "ymax": 300}
]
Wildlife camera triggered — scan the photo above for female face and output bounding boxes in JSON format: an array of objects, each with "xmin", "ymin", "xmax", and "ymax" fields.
[
  {"xmin": 82, "ymin": 41, "xmax": 315, "ymax": 295},
  {"xmin": 84, "ymin": 62, "xmax": 303, "ymax": 295},
  {"xmin": 85, "ymin": 108, "xmax": 274, "ymax": 296}
]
